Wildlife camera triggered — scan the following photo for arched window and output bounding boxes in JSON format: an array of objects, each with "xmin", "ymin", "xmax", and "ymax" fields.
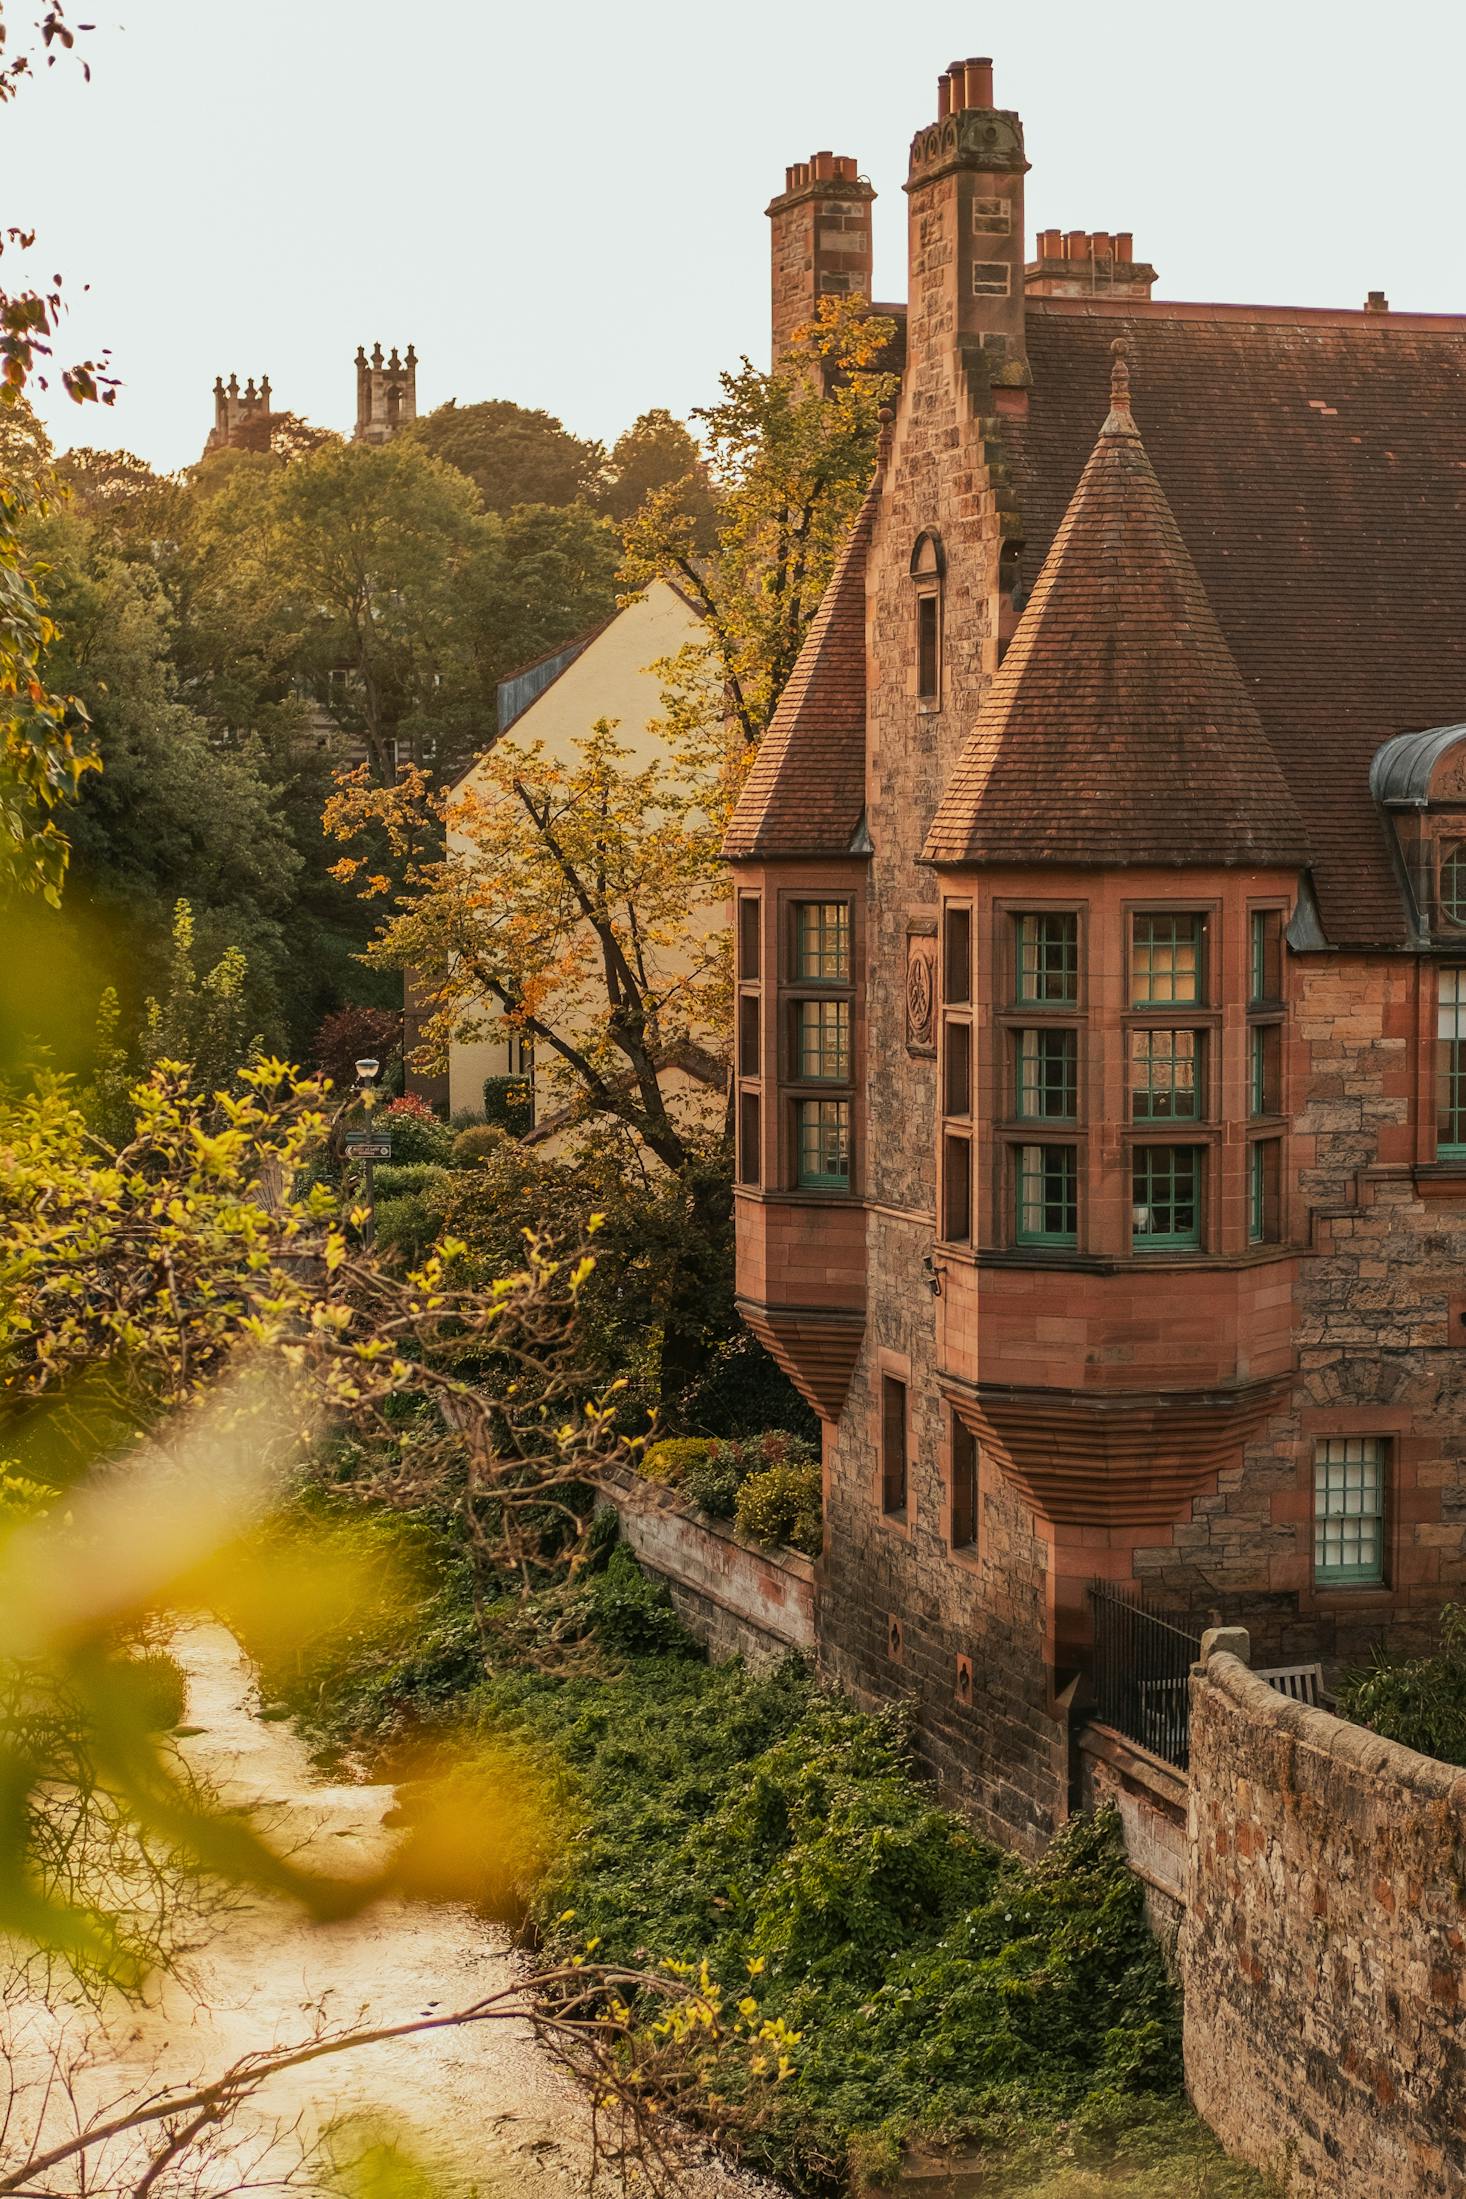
[
  {"xmin": 1442, "ymin": 842, "xmax": 1466, "ymax": 927},
  {"xmin": 910, "ymin": 530, "xmax": 945, "ymax": 708}
]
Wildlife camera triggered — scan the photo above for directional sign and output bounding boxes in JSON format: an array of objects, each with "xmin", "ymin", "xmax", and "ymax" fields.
[{"xmin": 343, "ymin": 1133, "xmax": 392, "ymax": 1161}]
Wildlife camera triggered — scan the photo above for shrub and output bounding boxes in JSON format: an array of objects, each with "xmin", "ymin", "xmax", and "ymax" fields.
[
  {"xmin": 123, "ymin": 1647, "xmax": 189, "ymax": 1732},
  {"xmin": 1336, "ymin": 1603, "xmax": 1466, "ymax": 1767},
  {"xmin": 310, "ymin": 1004, "xmax": 403, "ymax": 1096},
  {"xmin": 683, "ymin": 1430, "xmax": 817, "ymax": 1521},
  {"xmin": 379, "ymin": 1095, "xmax": 455, "ymax": 1166},
  {"xmin": 640, "ymin": 1437, "xmax": 713, "ymax": 1486},
  {"xmin": 483, "ymin": 1075, "xmax": 534, "ymax": 1136},
  {"xmin": 735, "ymin": 1458, "xmax": 823, "ymax": 1556},
  {"xmin": 453, "ymin": 1122, "xmax": 510, "ymax": 1166},
  {"xmin": 371, "ymin": 1162, "xmax": 455, "ymax": 1202},
  {"xmin": 588, "ymin": 1544, "xmax": 701, "ymax": 1660}
]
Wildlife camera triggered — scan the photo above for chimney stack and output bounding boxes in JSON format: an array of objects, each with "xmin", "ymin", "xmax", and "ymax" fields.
[
  {"xmin": 1025, "ymin": 229, "xmax": 1157, "ymax": 301},
  {"xmin": 768, "ymin": 147, "xmax": 876, "ymax": 371},
  {"xmin": 905, "ymin": 53, "xmax": 1030, "ymax": 382}
]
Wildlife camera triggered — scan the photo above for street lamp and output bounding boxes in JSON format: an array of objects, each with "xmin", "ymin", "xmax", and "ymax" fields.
[{"xmin": 355, "ymin": 1057, "xmax": 381, "ymax": 1249}]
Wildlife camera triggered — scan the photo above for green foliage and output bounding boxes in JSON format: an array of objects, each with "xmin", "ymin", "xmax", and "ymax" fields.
[
  {"xmin": 482, "ymin": 1073, "xmax": 533, "ymax": 1135},
  {"xmin": 587, "ymin": 1543, "xmax": 701, "ymax": 1661},
  {"xmin": 601, "ymin": 409, "xmax": 717, "ymax": 547},
  {"xmin": 735, "ymin": 1458, "xmax": 823, "ymax": 1557},
  {"xmin": 371, "ymin": 1162, "xmax": 455, "ymax": 1203},
  {"xmin": 378, "ymin": 1096, "xmax": 455, "ymax": 1165},
  {"xmin": 127, "ymin": 1646, "xmax": 188, "ymax": 1732},
  {"xmin": 640, "ymin": 1436, "xmax": 712, "ymax": 1486},
  {"xmin": 684, "ymin": 1431, "xmax": 817, "ymax": 1521},
  {"xmin": 1335, "ymin": 1603, "xmax": 1466, "ymax": 1766},
  {"xmin": 452, "ymin": 1121, "xmax": 509, "ymax": 1165},
  {"xmin": 406, "ymin": 398, "xmax": 603, "ymax": 514}
]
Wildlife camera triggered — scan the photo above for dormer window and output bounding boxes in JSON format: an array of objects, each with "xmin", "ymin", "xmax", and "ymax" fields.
[
  {"xmin": 910, "ymin": 531, "xmax": 945, "ymax": 709},
  {"xmin": 1442, "ymin": 843, "xmax": 1466, "ymax": 928}
]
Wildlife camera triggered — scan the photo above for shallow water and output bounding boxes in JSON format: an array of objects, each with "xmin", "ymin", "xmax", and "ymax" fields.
[{"xmin": 4, "ymin": 1620, "xmax": 780, "ymax": 2198}]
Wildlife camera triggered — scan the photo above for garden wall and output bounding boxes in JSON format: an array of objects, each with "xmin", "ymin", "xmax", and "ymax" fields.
[
  {"xmin": 1076, "ymin": 1722, "xmax": 1187, "ymax": 1941},
  {"xmin": 1183, "ymin": 1651, "xmax": 1466, "ymax": 2198},
  {"xmin": 601, "ymin": 1466, "xmax": 814, "ymax": 1670}
]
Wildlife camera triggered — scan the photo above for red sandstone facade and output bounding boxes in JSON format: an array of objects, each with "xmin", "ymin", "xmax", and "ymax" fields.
[{"xmin": 727, "ymin": 53, "xmax": 1466, "ymax": 1850}]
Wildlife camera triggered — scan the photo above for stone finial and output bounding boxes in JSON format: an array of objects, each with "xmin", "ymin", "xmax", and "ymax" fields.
[
  {"xmin": 1199, "ymin": 1624, "xmax": 1252, "ymax": 1666},
  {"xmin": 1101, "ymin": 335, "xmax": 1139, "ymax": 439}
]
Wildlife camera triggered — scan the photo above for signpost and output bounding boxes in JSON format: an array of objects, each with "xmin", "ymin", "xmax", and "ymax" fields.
[
  {"xmin": 343, "ymin": 1111, "xmax": 392, "ymax": 1247},
  {"xmin": 342, "ymin": 1133, "xmax": 392, "ymax": 1162}
]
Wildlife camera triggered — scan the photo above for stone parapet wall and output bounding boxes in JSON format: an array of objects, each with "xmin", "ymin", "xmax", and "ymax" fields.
[
  {"xmin": 1077, "ymin": 1723, "xmax": 1187, "ymax": 1942},
  {"xmin": 1183, "ymin": 1651, "xmax": 1466, "ymax": 2198},
  {"xmin": 602, "ymin": 1467, "xmax": 814, "ymax": 1670}
]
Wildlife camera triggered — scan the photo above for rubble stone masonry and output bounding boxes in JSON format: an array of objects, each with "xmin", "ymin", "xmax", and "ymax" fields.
[{"xmin": 1185, "ymin": 1652, "xmax": 1466, "ymax": 2197}]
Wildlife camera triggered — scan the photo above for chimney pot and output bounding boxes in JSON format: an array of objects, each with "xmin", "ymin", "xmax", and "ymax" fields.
[
  {"xmin": 1115, "ymin": 232, "xmax": 1133, "ymax": 263},
  {"xmin": 1037, "ymin": 228, "xmax": 1061, "ymax": 259},
  {"xmin": 1365, "ymin": 288, "xmax": 1388, "ymax": 313},
  {"xmin": 1091, "ymin": 231, "xmax": 1113, "ymax": 259},
  {"xmin": 1066, "ymin": 229, "xmax": 1090, "ymax": 260},
  {"xmin": 813, "ymin": 149, "xmax": 834, "ymax": 179},
  {"xmin": 964, "ymin": 57, "xmax": 994, "ymax": 108},
  {"xmin": 937, "ymin": 72, "xmax": 951, "ymax": 119}
]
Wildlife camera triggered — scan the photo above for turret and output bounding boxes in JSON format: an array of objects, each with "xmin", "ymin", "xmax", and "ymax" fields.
[{"xmin": 354, "ymin": 341, "xmax": 419, "ymax": 443}]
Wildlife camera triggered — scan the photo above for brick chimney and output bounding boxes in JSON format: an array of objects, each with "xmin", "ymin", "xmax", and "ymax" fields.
[
  {"xmin": 1026, "ymin": 230, "xmax": 1158, "ymax": 300},
  {"xmin": 904, "ymin": 57, "xmax": 1030, "ymax": 384},
  {"xmin": 767, "ymin": 151, "xmax": 875, "ymax": 368}
]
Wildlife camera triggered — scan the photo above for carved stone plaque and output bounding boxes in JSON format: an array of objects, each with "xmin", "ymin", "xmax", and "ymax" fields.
[{"xmin": 905, "ymin": 933, "xmax": 936, "ymax": 1054}]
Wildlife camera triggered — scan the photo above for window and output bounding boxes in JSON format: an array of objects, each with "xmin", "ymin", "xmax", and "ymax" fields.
[
  {"xmin": 1131, "ymin": 1145, "xmax": 1202, "ymax": 1250},
  {"xmin": 944, "ymin": 1019, "xmax": 973, "ymax": 1117},
  {"xmin": 1249, "ymin": 1138, "xmax": 1280, "ymax": 1245},
  {"xmin": 505, "ymin": 1032, "xmax": 532, "ymax": 1079},
  {"xmin": 943, "ymin": 904, "xmax": 971, "ymax": 1004},
  {"xmin": 1015, "ymin": 1144, "xmax": 1078, "ymax": 1247},
  {"xmin": 881, "ymin": 1376, "xmax": 908, "ymax": 1516},
  {"xmin": 1014, "ymin": 912, "xmax": 1079, "ymax": 1005},
  {"xmin": 1439, "ymin": 970, "xmax": 1466, "ymax": 1157},
  {"xmin": 738, "ymin": 993, "xmax": 760, "ymax": 1078},
  {"xmin": 1130, "ymin": 1028, "xmax": 1201, "ymax": 1121},
  {"xmin": 738, "ymin": 1092, "xmax": 760, "ymax": 1186},
  {"xmin": 796, "ymin": 1097, "xmax": 850, "ymax": 1189},
  {"xmin": 943, "ymin": 1133, "xmax": 972, "ymax": 1242},
  {"xmin": 796, "ymin": 997, "xmax": 850, "ymax": 1081},
  {"xmin": 738, "ymin": 895, "xmax": 761, "ymax": 980},
  {"xmin": 917, "ymin": 594, "xmax": 940, "ymax": 703},
  {"xmin": 1250, "ymin": 1023, "xmax": 1280, "ymax": 1117},
  {"xmin": 1131, "ymin": 912, "xmax": 1203, "ymax": 1006},
  {"xmin": 951, "ymin": 1417, "xmax": 979, "ymax": 1550},
  {"xmin": 1443, "ymin": 846, "xmax": 1466, "ymax": 928},
  {"xmin": 1250, "ymin": 908, "xmax": 1282, "ymax": 1003},
  {"xmin": 1016, "ymin": 1027, "xmax": 1078, "ymax": 1119},
  {"xmin": 794, "ymin": 901, "xmax": 849, "ymax": 983},
  {"xmin": 971, "ymin": 260, "xmax": 1011, "ymax": 295},
  {"xmin": 1314, "ymin": 1437, "xmax": 1386, "ymax": 1585}
]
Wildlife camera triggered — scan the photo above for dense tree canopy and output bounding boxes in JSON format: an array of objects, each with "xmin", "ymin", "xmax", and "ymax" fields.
[{"xmin": 406, "ymin": 397, "xmax": 603, "ymax": 514}]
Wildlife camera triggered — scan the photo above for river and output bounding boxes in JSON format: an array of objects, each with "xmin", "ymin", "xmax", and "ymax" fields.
[{"xmin": 3, "ymin": 1621, "xmax": 784, "ymax": 2197}]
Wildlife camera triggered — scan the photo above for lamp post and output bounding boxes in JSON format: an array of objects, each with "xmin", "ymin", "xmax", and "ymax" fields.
[{"xmin": 355, "ymin": 1056, "xmax": 380, "ymax": 1250}]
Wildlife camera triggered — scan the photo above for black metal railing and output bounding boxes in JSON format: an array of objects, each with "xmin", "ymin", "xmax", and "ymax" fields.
[{"xmin": 1089, "ymin": 1580, "xmax": 1203, "ymax": 1770}]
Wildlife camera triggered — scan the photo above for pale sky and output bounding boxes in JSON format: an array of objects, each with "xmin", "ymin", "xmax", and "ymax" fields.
[{"xmin": 10, "ymin": 0, "xmax": 1466, "ymax": 474}]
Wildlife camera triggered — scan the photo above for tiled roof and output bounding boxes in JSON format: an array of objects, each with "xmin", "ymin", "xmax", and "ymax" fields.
[
  {"xmin": 925, "ymin": 345, "xmax": 1307, "ymax": 871},
  {"xmin": 722, "ymin": 481, "xmax": 876, "ymax": 860},
  {"xmin": 1008, "ymin": 302, "xmax": 1466, "ymax": 943}
]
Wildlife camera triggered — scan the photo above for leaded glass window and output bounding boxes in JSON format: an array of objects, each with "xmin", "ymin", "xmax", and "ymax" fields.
[
  {"xmin": 1015, "ymin": 1144, "xmax": 1077, "ymax": 1246},
  {"xmin": 1438, "ymin": 970, "xmax": 1466, "ymax": 1157},
  {"xmin": 1016, "ymin": 1028, "xmax": 1078, "ymax": 1119},
  {"xmin": 794, "ymin": 902, "xmax": 849, "ymax": 983},
  {"xmin": 1131, "ymin": 913, "xmax": 1203, "ymax": 1006},
  {"xmin": 1131, "ymin": 1145, "xmax": 1202, "ymax": 1250},
  {"xmin": 796, "ymin": 997, "xmax": 850, "ymax": 1081},
  {"xmin": 1130, "ymin": 1028, "xmax": 1200, "ymax": 1121},
  {"xmin": 1442, "ymin": 846, "xmax": 1466, "ymax": 928},
  {"xmin": 796, "ymin": 1097, "xmax": 850, "ymax": 1189},
  {"xmin": 1015, "ymin": 913, "xmax": 1078, "ymax": 1006},
  {"xmin": 1314, "ymin": 1437, "xmax": 1386, "ymax": 1585}
]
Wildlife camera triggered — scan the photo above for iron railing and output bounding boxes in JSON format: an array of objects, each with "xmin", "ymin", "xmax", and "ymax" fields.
[{"xmin": 1089, "ymin": 1581, "xmax": 1203, "ymax": 1769}]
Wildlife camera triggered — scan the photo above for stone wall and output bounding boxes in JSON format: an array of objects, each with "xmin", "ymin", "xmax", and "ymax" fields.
[
  {"xmin": 1184, "ymin": 1651, "xmax": 1466, "ymax": 2198},
  {"xmin": 603, "ymin": 1468, "xmax": 814, "ymax": 1670},
  {"xmin": 1077, "ymin": 1723, "xmax": 1187, "ymax": 1942}
]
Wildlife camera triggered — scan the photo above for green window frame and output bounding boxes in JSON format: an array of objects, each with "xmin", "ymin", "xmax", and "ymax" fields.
[
  {"xmin": 796, "ymin": 1097, "xmax": 850, "ymax": 1189},
  {"xmin": 794, "ymin": 901, "xmax": 850, "ymax": 983},
  {"xmin": 1015, "ymin": 1027, "xmax": 1077, "ymax": 1119},
  {"xmin": 1249, "ymin": 1023, "xmax": 1281, "ymax": 1117},
  {"xmin": 1313, "ymin": 1437, "xmax": 1386, "ymax": 1585},
  {"xmin": 1131, "ymin": 912, "xmax": 1203, "ymax": 1006},
  {"xmin": 1130, "ymin": 1028, "xmax": 1201, "ymax": 1121},
  {"xmin": 1248, "ymin": 1138, "xmax": 1281, "ymax": 1245},
  {"xmin": 1014, "ymin": 912, "xmax": 1079, "ymax": 1006},
  {"xmin": 1015, "ymin": 1143, "xmax": 1078, "ymax": 1247},
  {"xmin": 1250, "ymin": 908, "xmax": 1282, "ymax": 1004},
  {"xmin": 1443, "ymin": 846, "xmax": 1466, "ymax": 928},
  {"xmin": 796, "ymin": 997, "xmax": 850, "ymax": 1081},
  {"xmin": 1439, "ymin": 970, "xmax": 1466, "ymax": 1157},
  {"xmin": 1131, "ymin": 1144, "xmax": 1203, "ymax": 1250}
]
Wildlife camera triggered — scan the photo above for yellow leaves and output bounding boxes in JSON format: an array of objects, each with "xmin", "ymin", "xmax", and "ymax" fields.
[{"xmin": 324, "ymin": 1229, "xmax": 348, "ymax": 1275}]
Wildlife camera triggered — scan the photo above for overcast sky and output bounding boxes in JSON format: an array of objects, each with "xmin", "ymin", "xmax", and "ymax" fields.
[{"xmin": 10, "ymin": 0, "xmax": 1466, "ymax": 473}]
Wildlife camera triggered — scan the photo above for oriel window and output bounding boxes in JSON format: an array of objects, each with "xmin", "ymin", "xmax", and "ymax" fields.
[{"xmin": 1131, "ymin": 912, "xmax": 1204, "ymax": 1006}]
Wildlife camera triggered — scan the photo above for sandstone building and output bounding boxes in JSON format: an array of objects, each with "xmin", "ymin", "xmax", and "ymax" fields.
[
  {"xmin": 726, "ymin": 54, "xmax": 1466, "ymax": 1850},
  {"xmin": 203, "ymin": 346, "xmax": 418, "ymax": 453}
]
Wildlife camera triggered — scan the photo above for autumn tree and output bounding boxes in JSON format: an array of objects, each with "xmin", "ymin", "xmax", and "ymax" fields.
[
  {"xmin": 620, "ymin": 295, "xmax": 897, "ymax": 746},
  {"xmin": 601, "ymin": 407, "xmax": 717, "ymax": 547}
]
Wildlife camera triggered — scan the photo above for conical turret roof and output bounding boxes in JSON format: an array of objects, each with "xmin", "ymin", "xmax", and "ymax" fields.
[{"xmin": 924, "ymin": 342, "xmax": 1307, "ymax": 870}]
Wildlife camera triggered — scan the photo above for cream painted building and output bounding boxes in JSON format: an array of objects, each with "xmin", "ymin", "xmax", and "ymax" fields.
[{"xmin": 442, "ymin": 580, "xmax": 726, "ymax": 1142}]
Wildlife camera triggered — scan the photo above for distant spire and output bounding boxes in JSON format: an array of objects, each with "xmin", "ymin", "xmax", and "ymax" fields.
[{"xmin": 1102, "ymin": 336, "xmax": 1138, "ymax": 439}]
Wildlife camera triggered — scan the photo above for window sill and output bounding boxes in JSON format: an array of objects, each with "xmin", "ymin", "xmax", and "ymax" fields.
[{"xmin": 1412, "ymin": 1162, "xmax": 1466, "ymax": 1198}]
